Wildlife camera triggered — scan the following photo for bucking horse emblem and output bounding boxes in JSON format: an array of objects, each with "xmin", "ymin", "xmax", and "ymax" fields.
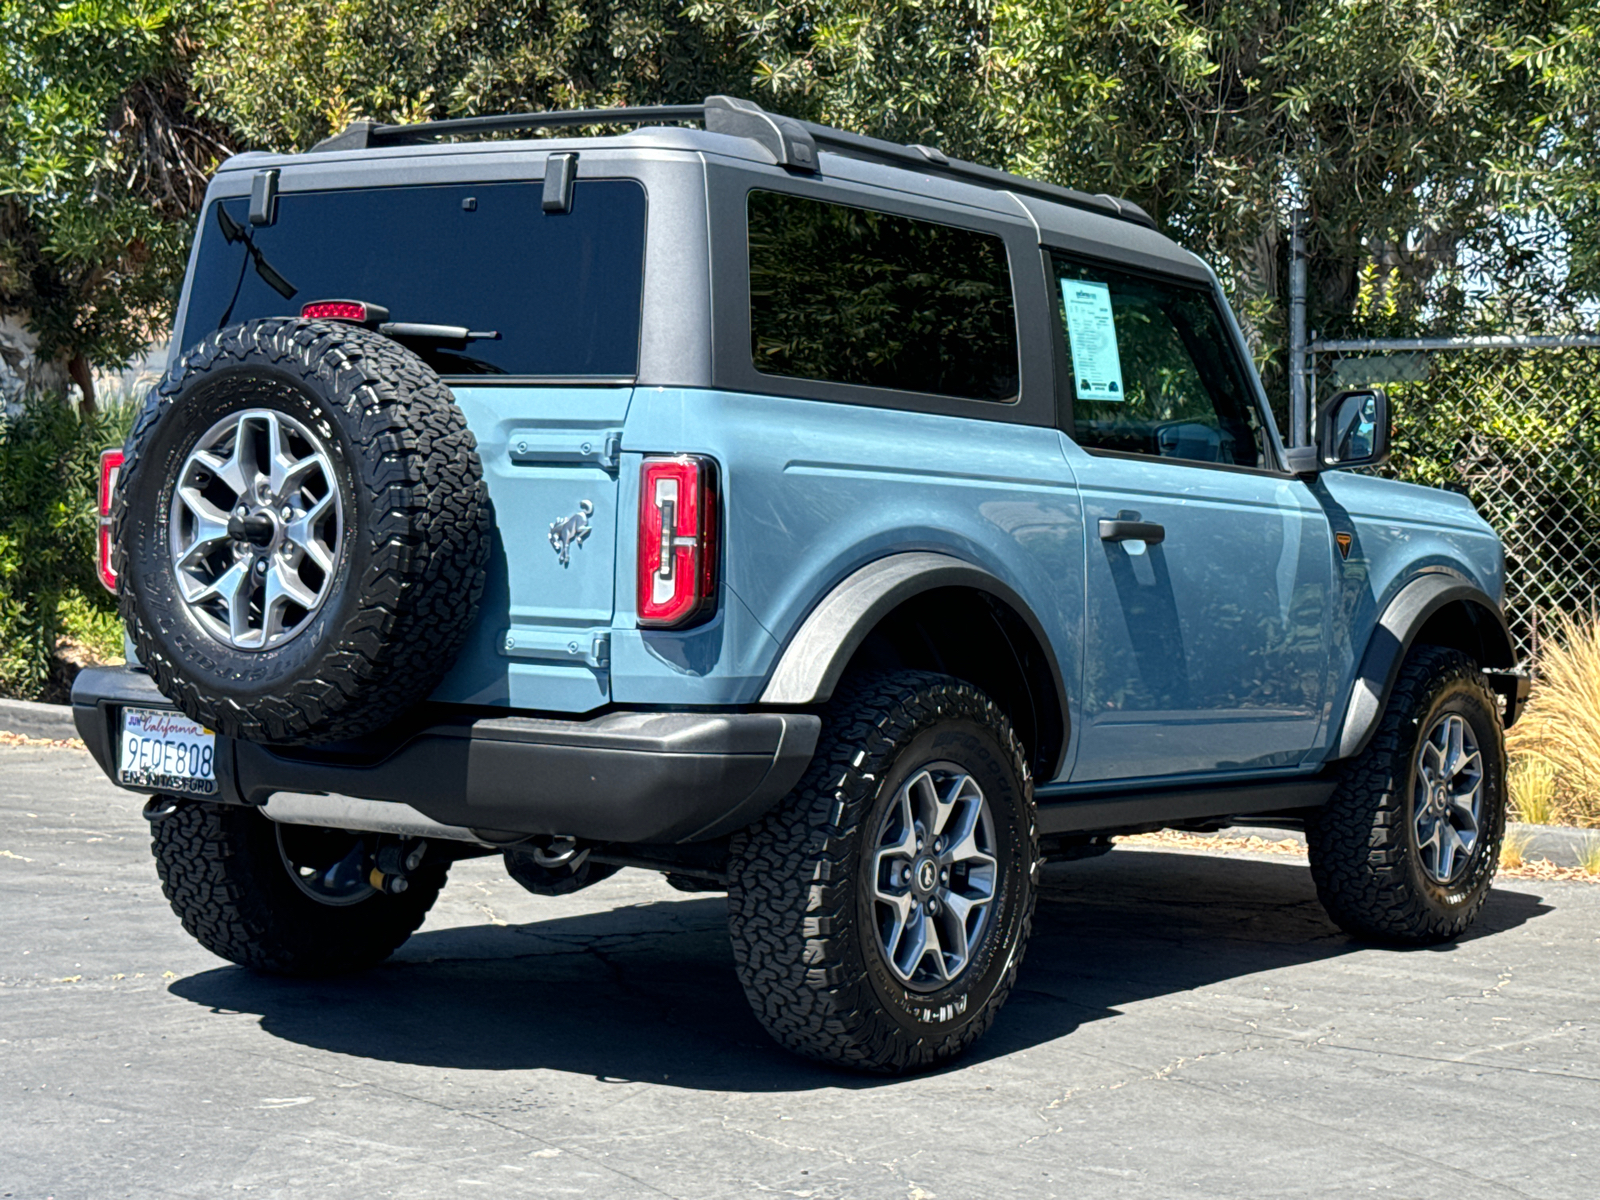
[{"xmin": 549, "ymin": 500, "xmax": 594, "ymax": 567}]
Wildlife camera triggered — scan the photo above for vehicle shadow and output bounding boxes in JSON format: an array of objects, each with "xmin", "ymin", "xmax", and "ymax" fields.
[{"xmin": 167, "ymin": 850, "xmax": 1553, "ymax": 1093}]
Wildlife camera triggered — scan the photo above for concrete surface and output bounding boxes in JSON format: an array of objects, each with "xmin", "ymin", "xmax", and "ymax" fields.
[
  {"xmin": 2, "ymin": 743, "xmax": 1596, "ymax": 1200},
  {"xmin": 0, "ymin": 699, "xmax": 76, "ymax": 741}
]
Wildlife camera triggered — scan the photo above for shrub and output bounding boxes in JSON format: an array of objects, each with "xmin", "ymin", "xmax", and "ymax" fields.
[
  {"xmin": 0, "ymin": 393, "xmax": 129, "ymax": 700},
  {"xmin": 1506, "ymin": 612, "xmax": 1600, "ymax": 828},
  {"xmin": 1499, "ymin": 828, "xmax": 1530, "ymax": 869},
  {"xmin": 1580, "ymin": 837, "xmax": 1600, "ymax": 877},
  {"xmin": 1508, "ymin": 755, "xmax": 1558, "ymax": 825}
]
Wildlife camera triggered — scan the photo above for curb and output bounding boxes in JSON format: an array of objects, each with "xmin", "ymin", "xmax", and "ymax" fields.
[
  {"xmin": 1224, "ymin": 822, "xmax": 1597, "ymax": 870},
  {"xmin": 1507, "ymin": 822, "xmax": 1598, "ymax": 870},
  {"xmin": 0, "ymin": 697, "xmax": 77, "ymax": 741}
]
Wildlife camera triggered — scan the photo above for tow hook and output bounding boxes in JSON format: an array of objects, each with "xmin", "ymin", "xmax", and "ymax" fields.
[
  {"xmin": 369, "ymin": 838, "xmax": 429, "ymax": 895},
  {"xmin": 142, "ymin": 796, "xmax": 183, "ymax": 822}
]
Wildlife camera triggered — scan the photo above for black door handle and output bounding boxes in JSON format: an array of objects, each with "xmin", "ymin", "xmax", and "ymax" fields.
[{"xmin": 1099, "ymin": 518, "xmax": 1166, "ymax": 544}]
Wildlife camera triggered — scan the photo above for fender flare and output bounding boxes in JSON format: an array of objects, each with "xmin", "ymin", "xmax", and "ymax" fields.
[
  {"xmin": 1334, "ymin": 572, "xmax": 1515, "ymax": 761},
  {"xmin": 758, "ymin": 552, "xmax": 1070, "ymax": 771}
]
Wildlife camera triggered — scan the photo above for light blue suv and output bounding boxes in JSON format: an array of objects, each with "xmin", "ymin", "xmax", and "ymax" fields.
[{"xmin": 74, "ymin": 96, "xmax": 1528, "ymax": 1071}]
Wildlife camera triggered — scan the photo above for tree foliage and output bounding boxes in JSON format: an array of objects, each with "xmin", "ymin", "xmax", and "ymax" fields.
[
  {"xmin": 0, "ymin": 0, "xmax": 1595, "ymax": 408},
  {"xmin": 0, "ymin": 394, "xmax": 125, "ymax": 697},
  {"xmin": 192, "ymin": 0, "xmax": 759, "ymax": 151},
  {"xmin": 688, "ymin": 0, "xmax": 1592, "ymax": 370},
  {"xmin": 0, "ymin": 2, "xmax": 231, "ymax": 407}
]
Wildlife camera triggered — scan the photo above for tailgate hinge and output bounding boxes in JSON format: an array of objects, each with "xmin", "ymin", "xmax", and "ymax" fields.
[
  {"xmin": 508, "ymin": 429, "xmax": 623, "ymax": 472},
  {"xmin": 501, "ymin": 629, "xmax": 610, "ymax": 671}
]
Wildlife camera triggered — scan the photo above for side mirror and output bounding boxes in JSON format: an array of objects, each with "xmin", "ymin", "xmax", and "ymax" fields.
[{"xmin": 1317, "ymin": 388, "xmax": 1389, "ymax": 470}]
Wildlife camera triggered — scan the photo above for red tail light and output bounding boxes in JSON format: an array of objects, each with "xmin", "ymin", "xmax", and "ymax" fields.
[
  {"xmin": 97, "ymin": 449, "xmax": 123, "ymax": 593},
  {"xmin": 638, "ymin": 456, "xmax": 718, "ymax": 627},
  {"xmin": 300, "ymin": 300, "xmax": 388, "ymax": 324}
]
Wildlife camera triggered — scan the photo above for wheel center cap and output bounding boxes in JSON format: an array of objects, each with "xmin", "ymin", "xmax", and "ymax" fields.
[
  {"xmin": 228, "ymin": 509, "xmax": 278, "ymax": 547},
  {"xmin": 914, "ymin": 857, "xmax": 939, "ymax": 894}
]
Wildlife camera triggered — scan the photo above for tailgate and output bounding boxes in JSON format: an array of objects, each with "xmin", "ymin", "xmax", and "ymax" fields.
[{"xmin": 430, "ymin": 385, "xmax": 631, "ymax": 713}]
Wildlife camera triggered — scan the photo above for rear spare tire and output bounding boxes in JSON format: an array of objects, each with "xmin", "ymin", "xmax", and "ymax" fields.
[{"xmin": 114, "ymin": 318, "xmax": 490, "ymax": 744}]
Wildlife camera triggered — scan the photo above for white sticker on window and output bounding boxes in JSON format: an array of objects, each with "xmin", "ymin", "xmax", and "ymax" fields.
[{"xmin": 1061, "ymin": 279, "xmax": 1126, "ymax": 402}]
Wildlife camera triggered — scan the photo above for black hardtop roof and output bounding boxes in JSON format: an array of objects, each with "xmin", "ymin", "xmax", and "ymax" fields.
[{"xmin": 284, "ymin": 94, "xmax": 1159, "ymax": 233}]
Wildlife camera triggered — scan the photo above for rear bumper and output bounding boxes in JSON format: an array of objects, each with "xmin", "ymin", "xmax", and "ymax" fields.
[{"xmin": 72, "ymin": 666, "xmax": 819, "ymax": 844}]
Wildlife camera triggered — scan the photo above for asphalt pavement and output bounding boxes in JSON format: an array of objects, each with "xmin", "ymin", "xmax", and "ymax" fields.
[{"xmin": 2, "ymin": 742, "xmax": 1596, "ymax": 1200}]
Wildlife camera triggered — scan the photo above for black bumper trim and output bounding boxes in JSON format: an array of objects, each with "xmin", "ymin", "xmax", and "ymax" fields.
[
  {"xmin": 1484, "ymin": 669, "xmax": 1532, "ymax": 727},
  {"xmin": 70, "ymin": 666, "xmax": 820, "ymax": 845}
]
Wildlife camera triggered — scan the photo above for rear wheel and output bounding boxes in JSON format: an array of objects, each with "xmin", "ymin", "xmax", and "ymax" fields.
[
  {"xmin": 1307, "ymin": 645, "xmax": 1507, "ymax": 944},
  {"xmin": 150, "ymin": 799, "xmax": 448, "ymax": 974},
  {"xmin": 727, "ymin": 671, "xmax": 1036, "ymax": 1072}
]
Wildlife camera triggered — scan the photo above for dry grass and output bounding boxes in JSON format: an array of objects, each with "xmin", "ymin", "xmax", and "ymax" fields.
[
  {"xmin": 1509, "ymin": 755, "xmax": 1559, "ymax": 824},
  {"xmin": 1499, "ymin": 828, "xmax": 1530, "ymax": 869},
  {"xmin": 1580, "ymin": 837, "xmax": 1600, "ymax": 877},
  {"xmin": 1507, "ymin": 613, "xmax": 1600, "ymax": 828}
]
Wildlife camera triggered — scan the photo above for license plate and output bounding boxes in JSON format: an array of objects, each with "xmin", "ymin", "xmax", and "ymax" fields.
[{"xmin": 119, "ymin": 708, "xmax": 217, "ymax": 796}]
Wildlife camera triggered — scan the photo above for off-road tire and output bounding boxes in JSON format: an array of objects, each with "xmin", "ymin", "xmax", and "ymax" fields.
[
  {"xmin": 151, "ymin": 799, "xmax": 448, "ymax": 974},
  {"xmin": 727, "ymin": 671, "xmax": 1037, "ymax": 1072},
  {"xmin": 1307, "ymin": 645, "xmax": 1506, "ymax": 945},
  {"xmin": 114, "ymin": 318, "xmax": 490, "ymax": 744}
]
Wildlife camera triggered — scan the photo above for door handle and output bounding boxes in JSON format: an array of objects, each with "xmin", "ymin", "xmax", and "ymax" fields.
[{"xmin": 1099, "ymin": 518, "xmax": 1166, "ymax": 545}]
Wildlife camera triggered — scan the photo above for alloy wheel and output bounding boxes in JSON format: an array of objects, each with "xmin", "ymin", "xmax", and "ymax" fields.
[
  {"xmin": 870, "ymin": 763, "xmax": 999, "ymax": 991},
  {"xmin": 1412, "ymin": 712, "xmax": 1485, "ymax": 885},
  {"xmin": 169, "ymin": 408, "xmax": 343, "ymax": 650}
]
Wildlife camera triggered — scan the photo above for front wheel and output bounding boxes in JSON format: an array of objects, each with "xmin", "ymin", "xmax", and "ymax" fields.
[
  {"xmin": 1307, "ymin": 645, "xmax": 1507, "ymax": 944},
  {"xmin": 727, "ymin": 671, "xmax": 1037, "ymax": 1072},
  {"xmin": 150, "ymin": 799, "xmax": 448, "ymax": 974}
]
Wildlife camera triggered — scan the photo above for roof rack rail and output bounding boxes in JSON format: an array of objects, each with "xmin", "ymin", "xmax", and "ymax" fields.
[
  {"xmin": 309, "ymin": 95, "xmax": 1157, "ymax": 231},
  {"xmin": 789, "ymin": 117, "xmax": 1157, "ymax": 231}
]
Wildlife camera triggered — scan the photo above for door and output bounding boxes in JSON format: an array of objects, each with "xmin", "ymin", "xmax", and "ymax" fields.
[{"xmin": 1051, "ymin": 253, "xmax": 1335, "ymax": 783}]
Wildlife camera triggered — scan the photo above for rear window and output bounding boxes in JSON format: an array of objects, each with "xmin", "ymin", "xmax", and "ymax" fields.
[
  {"xmin": 181, "ymin": 179, "xmax": 647, "ymax": 377},
  {"xmin": 747, "ymin": 190, "xmax": 1019, "ymax": 402}
]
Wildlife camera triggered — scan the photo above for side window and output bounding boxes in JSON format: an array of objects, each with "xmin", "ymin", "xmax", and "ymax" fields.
[
  {"xmin": 1052, "ymin": 254, "xmax": 1265, "ymax": 468},
  {"xmin": 748, "ymin": 190, "xmax": 1019, "ymax": 402}
]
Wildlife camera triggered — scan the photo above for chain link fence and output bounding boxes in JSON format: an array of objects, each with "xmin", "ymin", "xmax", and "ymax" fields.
[{"xmin": 1309, "ymin": 337, "xmax": 1600, "ymax": 664}]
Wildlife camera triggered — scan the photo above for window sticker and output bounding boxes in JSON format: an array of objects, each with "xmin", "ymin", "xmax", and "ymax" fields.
[{"xmin": 1061, "ymin": 279, "xmax": 1126, "ymax": 402}]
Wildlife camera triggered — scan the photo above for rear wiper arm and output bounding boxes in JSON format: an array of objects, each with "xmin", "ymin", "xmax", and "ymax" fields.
[
  {"xmin": 215, "ymin": 205, "xmax": 297, "ymax": 301},
  {"xmin": 379, "ymin": 322, "xmax": 500, "ymax": 344}
]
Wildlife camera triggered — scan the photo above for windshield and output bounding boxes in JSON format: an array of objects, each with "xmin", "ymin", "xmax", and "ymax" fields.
[{"xmin": 180, "ymin": 178, "xmax": 647, "ymax": 377}]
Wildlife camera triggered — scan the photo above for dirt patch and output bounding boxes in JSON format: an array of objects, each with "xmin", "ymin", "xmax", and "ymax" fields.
[{"xmin": 0, "ymin": 729, "xmax": 85, "ymax": 751}]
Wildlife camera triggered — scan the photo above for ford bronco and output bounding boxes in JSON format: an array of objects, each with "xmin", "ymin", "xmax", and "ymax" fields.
[{"xmin": 73, "ymin": 96, "xmax": 1527, "ymax": 1072}]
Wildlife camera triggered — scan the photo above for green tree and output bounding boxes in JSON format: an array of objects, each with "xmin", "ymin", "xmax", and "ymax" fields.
[
  {"xmin": 1509, "ymin": 3, "xmax": 1600, "ymax": 298},
  {"xmin": 688, "ymin": 0, "xmax": 1589, "ymax": 394},
  {"xmin": 0, "ymin": 1, "xmax": 232, "ymax": 410},
  {"xmin": 194, "ymin": 0, "xmax": 759, "ymax": 152}
]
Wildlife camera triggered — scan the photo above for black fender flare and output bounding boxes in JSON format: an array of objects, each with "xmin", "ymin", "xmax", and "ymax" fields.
[
  {"xmin": 757, "ymin": 551, "xmax": 1070, "ymax": 776},
  {"xmin": 1334, "ymin": 572, "xmax": 1516, "ymax": 761}
]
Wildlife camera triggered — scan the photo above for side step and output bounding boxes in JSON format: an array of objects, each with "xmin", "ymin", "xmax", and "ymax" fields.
[{"xmin": 1036, "ymin": 777, "xmax": 1336, "ymax": 837}]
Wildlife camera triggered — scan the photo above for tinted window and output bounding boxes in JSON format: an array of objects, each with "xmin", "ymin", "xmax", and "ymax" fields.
[
  {"xmin": 182, "ymin": 180, "xmax": 646, "ymax": 377},
  {"xmin": 748, "ymin": 191, "xmax": 1018, "ymax": 401},
  {"xmin": 1053, "ymin": 255, "xmax": 1265, "ymax": 468}
]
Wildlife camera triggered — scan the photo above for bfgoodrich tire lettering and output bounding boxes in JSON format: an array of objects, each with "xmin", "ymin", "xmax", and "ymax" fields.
[
  {"xmin": 727, "ymin": 671, "xmax": 1036, "ymax": 1072},
  {"xmin": 1307, "ymin": 645, "xmax": 1507, "ymax": 944},
  {"xmin": 113, "ymin": 318, "xmax": 490, "ymax": 745}
]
